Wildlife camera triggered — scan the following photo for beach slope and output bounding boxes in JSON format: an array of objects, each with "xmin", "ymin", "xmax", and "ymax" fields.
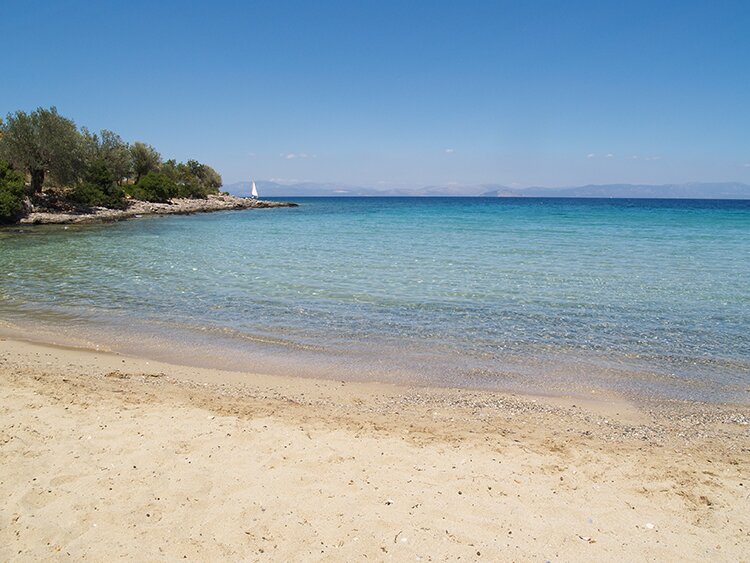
[{"xmin": 0, "ymin": 338, "xmax": 747, "ymax": 561}]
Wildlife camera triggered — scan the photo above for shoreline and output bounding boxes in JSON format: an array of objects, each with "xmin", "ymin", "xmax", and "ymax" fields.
[
  {"xmin": 1, "ymin": 316, "xmax": 747, "ymax": 408},
  {"xmin": 1, "ymin": 334, "xmax": 748, "ymax": 559},
  {"xmin": 14, "ymin": 194, "xmax": 298, "ymax": 225},
  {"xmin": 3, "ymin": 328, "xmax": 750, "ymax": 431}
]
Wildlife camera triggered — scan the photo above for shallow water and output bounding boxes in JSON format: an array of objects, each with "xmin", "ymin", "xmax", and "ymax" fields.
[{"xmin": 1, "ymin": 197, "xmax": 749, "ymax": 402}]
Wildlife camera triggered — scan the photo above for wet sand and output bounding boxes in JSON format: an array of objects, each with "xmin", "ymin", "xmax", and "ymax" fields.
[{"xmin": 0, "ymin": 336, "xmax": 748, "ymax": 561}]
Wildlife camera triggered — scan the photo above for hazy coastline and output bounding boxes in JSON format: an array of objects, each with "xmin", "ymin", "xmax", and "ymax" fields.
[{"xmin": 223, "ymin": 181, "xmax": 750, "ymax": 199}]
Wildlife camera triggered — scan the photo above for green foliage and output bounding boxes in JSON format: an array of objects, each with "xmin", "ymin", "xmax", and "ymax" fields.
[
  {"xmin": 70, "ymin": 158, "xmax": 126, "ymax": 209},
  {"xmin": 159, "ymin": 159, "xmax": 180, "ymax": 183},
  {"xmin": 84, "ymin": 158, "xmax": 115, "ymax": 188},
  {"xmin": 0, "ymin": 107, "xmax": 83, "ymax": 194},
  {"xmin": 82, "ymin": 128, "xmax": 131, "ymax": 184},
  {"xmin": 160, "ymin": 158, "xmax": 222, "ymax": 199},
  {"xmin": 174, "ymin": 162, "xmax": 209, "ymax": 198},
  {"xmin": 70, "ymin": 182, "xmax": 115, "ymax": 209},
  {"xmin": 0, "ymin": 107, "xmax": 222, "ymax": 210},
  {"xmin": 129, "ymin": 171, "xmax": 177, "ymax": 203},
  {"xmin": 130, "ymin": 142, "xmax": 161, "ymax": 184},
  {"xmin": 0, "ymin": 160, "xmax": 27, "ymax": 223},
  {"xmin": 186, "ymin": 159, "xmax": 222, "ymax": 194}
]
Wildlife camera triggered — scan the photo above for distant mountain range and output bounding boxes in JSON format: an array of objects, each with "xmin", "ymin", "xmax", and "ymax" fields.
[
  {"xmin": 480, "ymin": 182, "xmax": 750, "ymax": 199},
  {"xmin": 224, "ymin": 181, "xmax": 750, "ymax": 199}
]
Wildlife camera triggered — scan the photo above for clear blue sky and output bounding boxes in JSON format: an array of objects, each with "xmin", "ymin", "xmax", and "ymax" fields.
[{"xmin": 3, "ymin": 0, "xmax": 749, "ymax": 187}]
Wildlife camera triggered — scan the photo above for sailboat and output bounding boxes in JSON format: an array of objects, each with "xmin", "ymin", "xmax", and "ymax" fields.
[{"xmin": 250, "ymin": 179, "xmax": 259, "ymax": 199}]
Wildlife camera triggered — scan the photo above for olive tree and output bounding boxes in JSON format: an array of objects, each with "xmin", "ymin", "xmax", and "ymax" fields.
[
  {"xmin": 193, "ymin": 161, "xmax": 222, "ymax": 191},
  {"xmin": 82, "ymin": 128, "xmax": 131, "ymax": 184},
  {"xmin": 130, "ymin": 141, "xmax": 161, "ymax": 184},
  {"xmin": 0, "ymin": 107, "xmax": 83, "ymax": 194}
]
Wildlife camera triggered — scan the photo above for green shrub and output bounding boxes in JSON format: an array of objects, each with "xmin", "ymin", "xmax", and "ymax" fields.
[
  {"xmin": 162, "ymin": 159, "xmax": 220, "ymax": 199},
  {"xmin": 71, "ymin": 159, "xmax": 126, "ymax": 209},
  {"xmin": 129, "ymin": 172, "xmax": 178, "ymax": 203},
  {"xmin": 175, "ymin": 179, "xmax": 210, "ymax": 199},
  {"xmin": 0, "ymin": 160, "xmax": 27, "ymax": 223},
  {"xmin": 71, "ymin": 182, "xmax": 126, "ymax": 209}
]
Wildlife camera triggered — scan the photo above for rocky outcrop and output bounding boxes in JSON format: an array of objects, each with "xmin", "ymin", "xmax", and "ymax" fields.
[{"xmin": 18, "ymin": 194, "xmax": 298, "ymax": 225}]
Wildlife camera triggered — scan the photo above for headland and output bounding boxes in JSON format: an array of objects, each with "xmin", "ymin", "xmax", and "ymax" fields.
[{"xmin": 16, "ymin": 194, "xmax": 297, "ymax": 225}]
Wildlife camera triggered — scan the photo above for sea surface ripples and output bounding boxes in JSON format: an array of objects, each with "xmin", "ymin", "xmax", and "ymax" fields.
[{"xmin": 1, "ymin": 197, "xmax": 748, "ymax": 402}]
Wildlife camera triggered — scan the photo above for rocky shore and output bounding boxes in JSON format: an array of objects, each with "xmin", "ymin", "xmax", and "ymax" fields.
[{"xmin": 17, "ymin": 194, "xmax": 298, "ymax": 225}]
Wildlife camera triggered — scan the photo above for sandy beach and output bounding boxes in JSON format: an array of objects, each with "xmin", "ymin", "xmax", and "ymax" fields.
[
  {"xmin": 4, "ymin": 3, "xmax": 748, "ymax": 561},
  {"xmin": 0, "ymin": 336, "xmax": 748, "ymax": 561}
]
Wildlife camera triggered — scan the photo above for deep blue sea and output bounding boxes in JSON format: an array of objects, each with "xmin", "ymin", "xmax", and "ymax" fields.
[{"xmin": 1, "ymin": 197, "xmax": 749, "ymax": 403}]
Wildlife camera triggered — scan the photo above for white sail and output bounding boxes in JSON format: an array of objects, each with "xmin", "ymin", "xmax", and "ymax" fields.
[{"xmin": 251, "ymin": 180, "xmax": 259, "ymax": 198}]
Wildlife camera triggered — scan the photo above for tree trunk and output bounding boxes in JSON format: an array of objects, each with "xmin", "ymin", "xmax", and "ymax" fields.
[
  {"xmin": 29, "ymin": 168, "xmax": 45, "ymax": 195},
  {"xmin": 21, "ymin": 196, "xmax": 33, "ymax": 216}
]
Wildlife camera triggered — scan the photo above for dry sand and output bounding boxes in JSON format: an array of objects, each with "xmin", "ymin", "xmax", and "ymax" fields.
[{"xmin": 0, "ymin": 336, "xmax": 748, "ymax": 561}]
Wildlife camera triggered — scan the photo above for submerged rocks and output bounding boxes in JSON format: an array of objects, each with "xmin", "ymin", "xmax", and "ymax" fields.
[{"xmin": 18, "ymin": 194, "xmax": 298, "ymax": 225}]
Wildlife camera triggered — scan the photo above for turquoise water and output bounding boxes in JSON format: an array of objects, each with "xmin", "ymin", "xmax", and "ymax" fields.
[{"xmin": 1, "ymin": 197, "xmax": 749, "ymax": 402}]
